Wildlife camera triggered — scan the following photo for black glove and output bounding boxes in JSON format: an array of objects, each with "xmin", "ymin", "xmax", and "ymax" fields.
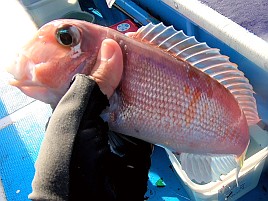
[
  {"xmin": 69, "ymin": 117, "xmax": 117, "ymax": 200},
  {"xmin": 29, "ymin": 74, "xmax": 153, "ymax": 201}
]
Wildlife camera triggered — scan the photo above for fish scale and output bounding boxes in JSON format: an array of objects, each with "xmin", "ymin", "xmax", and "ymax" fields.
[{"xmin": 109, "ymin": 38, "xmax": 244, "ymax": 153}]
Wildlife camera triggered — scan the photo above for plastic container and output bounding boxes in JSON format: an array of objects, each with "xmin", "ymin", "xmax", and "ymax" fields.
[
  {"xmin": 20, "ymin": 0, "xmax": 81, "ymax": 27},
  {"xmin": 166, "ymin": 125, "xmax": 268, "ymax": 201}
]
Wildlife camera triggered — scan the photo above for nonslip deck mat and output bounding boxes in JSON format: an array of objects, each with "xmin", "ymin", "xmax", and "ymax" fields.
[{"xmin": 0, "ymin": 102, "xmax": 51, "ymax": 201}]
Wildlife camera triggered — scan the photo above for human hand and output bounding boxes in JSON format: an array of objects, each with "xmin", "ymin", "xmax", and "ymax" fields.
[{"xmin": 90, "ymin": 39, "xmax": 123, "ymax": 98}]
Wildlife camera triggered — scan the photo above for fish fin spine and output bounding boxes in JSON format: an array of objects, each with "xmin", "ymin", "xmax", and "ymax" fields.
[
  {"xmin": 133, "ymin": 23, "xmax": 260, "ymax": 125},
  {"xmin": 179, "ymin": 152, "xmax": 242, "ymax": 184}
]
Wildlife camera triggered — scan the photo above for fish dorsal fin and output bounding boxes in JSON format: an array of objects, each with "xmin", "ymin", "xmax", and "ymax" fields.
[
  {"xmin": 179, "ymin": 152, "xmax": 240, "ymax": 184},
  {"xmin": 132, "ymin": 23, "xmax": 260, "ymax": 125}
]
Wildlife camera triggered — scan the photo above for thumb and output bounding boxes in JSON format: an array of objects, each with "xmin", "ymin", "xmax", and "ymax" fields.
[{"xmin": 91, "ymin": 38, "xmax": 123, "ymax": 98}]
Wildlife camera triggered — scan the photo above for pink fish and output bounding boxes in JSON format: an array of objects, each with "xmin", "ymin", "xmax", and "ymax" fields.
[{"xmin": 7, "ymin": 19, "xmax": 260, "ymax": 183}]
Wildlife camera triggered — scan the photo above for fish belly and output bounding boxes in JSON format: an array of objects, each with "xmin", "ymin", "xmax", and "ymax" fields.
[{"xmin": 107, "ymin": 40, "xmax": 249, "ymax": 156}]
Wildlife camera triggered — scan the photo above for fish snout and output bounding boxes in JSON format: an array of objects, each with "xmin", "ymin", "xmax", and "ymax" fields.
[{"xmin": 6, "ymin": 53, "xmax": 35, "ymax": 86}]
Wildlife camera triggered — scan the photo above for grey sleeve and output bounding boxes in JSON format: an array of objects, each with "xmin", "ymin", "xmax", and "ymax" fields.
[{"xmin": 28, "ymin": 74, "xmax": 109, "ymax": 201}]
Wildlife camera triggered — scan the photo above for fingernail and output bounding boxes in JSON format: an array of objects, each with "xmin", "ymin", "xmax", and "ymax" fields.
[{"xmin": 101, "ymin": 40, "xmax": 115, "ymax": 61}]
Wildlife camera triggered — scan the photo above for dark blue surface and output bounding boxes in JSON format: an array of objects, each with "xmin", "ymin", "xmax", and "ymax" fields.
[
  {"xmin": 146, "ymin": 147, "xmax": 190, "ymax": 201},
  {"xmin": 201, "ymin": 0, "xmax": 268, "ymax": 42}
]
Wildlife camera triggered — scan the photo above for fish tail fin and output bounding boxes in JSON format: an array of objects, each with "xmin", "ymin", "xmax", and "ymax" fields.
[
  {"xmin": 179, "ymin": 149, "xmax": 248, "ymax": 184},
  {"xmin": 235, "ymin": 141, "xmax": 249, "ymax": 186}
]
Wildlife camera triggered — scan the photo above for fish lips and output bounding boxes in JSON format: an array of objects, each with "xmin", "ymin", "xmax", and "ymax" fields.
[
  {"xmin": 6, "ymin": 54, "xmax": 53, "ymax": 101},
  {"xmin": 7, "ymin": 53, "xmax": 38, "ymax": 87},
  {"xmin": 8, "ymin": 75, "xmax": 48, "ymax": 100},
  {"xmin": 8, "ymin": 75, "xmax": 61, "ymax": 105}
]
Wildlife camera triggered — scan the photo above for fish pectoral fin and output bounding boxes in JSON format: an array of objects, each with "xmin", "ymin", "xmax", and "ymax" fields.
[
  {"xmin": 179, "ymin": 153, "xmax": 239, "ymax": 184},
  {"xmin": 108, "ymin": 131, "xmax": 138, "ymax": 157}
]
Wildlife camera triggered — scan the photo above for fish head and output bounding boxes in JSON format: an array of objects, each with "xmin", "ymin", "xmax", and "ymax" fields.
[{"xmin": 7, "ymin": 19, "xmax": 107, "ymax": 107}]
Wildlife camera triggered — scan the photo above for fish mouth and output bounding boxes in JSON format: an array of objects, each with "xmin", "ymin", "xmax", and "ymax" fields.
[
  {"xmin": 8, "ymin": 77, "xmax": 47, "ymax": 96},
  {"xmin": 8, "ymin": 78, "xmax": 40, "ymax": 87},
  {"xmin": 5, "ymin": 52, "xmax": 46, "ymax": 90},
  {"xmin": 5, "ymin": 54, "xmax": 53, "ymax": 103},
  {"xmin": 8, "ymin": 77, "xmax": 61, "ymax": 106},
  {"xmin": 7, "ymin": 68, "xmax": 43, "ymax": 91},
  {"xmin": 14, "ymin": 84, "xmax": 47, "ymax": 93},
  {"xmin": 6, "ymin": 53, "xmax": 35, "ymax": 81}
]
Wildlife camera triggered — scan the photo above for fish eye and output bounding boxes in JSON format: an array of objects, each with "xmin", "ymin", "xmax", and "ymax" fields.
[{"xmin": 56, "ymin": 25, "xmax": 81, "ymax": 47}]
